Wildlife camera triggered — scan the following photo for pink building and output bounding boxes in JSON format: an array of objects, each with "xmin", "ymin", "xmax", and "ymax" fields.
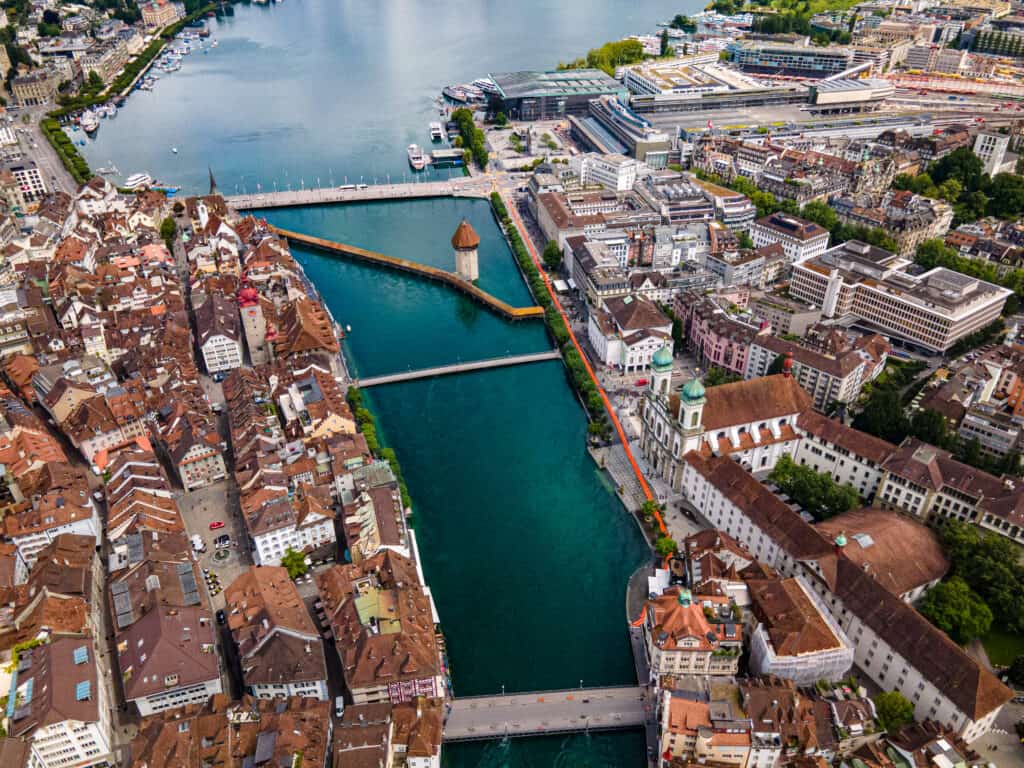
[{"xmin": 678, "ymin": 294, "xmax": 767, "ymax": 376}]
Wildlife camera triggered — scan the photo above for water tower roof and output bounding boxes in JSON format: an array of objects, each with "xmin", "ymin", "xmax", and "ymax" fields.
[{"xmin": 451, "ymin": 218, "xmax": 480, "ymax": 250}]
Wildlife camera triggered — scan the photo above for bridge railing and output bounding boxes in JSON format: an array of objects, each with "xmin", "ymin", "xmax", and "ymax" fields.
[{"xmin": 450, "ymin": 684, "xmax": 642, "ymax": 702}]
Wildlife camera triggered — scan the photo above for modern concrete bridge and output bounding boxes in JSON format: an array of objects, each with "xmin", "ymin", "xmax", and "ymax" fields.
[
  {"xmin": 270, "ymin": 227, "xmax": 545, "ymax": 321},
  {"xmin": 227, "ymin": 177, "xmax": 491, "ymax": 209},
  {"xmin": 358, "ymin": 350, "xmax": 561, "ymax": 387},
  {"xmin": 443, "ymin": 685, "xmax": 648, "ymax": 742}
]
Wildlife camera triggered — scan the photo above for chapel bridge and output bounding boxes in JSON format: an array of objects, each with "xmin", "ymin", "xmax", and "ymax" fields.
[
  {"xmin": 271, "ymin": 227, "xmax": 545, "ymax": 321},
  {"xmin": 442, "ymin": 685, "xmax": 647, "ymax": 742}
]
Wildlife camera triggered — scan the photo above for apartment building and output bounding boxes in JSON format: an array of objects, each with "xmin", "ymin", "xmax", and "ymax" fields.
[
  {"xmin": 973, "ymin": 132, "xmax": 1010, "ymax": 176},
  {"xmin": 790, "ymin": 240, "xmax": 1011, "ymax": 352},
  {"xmin": 642, "ymin": 587, "xmax": 742, "ymax": 680},
  {"xmin": 587, "ymin": 295, "xmax": 673, "ymax": 372},
  {"xmin": 750, "ymin": 213, "xmax": 830, "ymax": 264},
  {"xmin": 225, "ymin": 567, "xmax": 329, "ymax": 700},
  {"xmin": 569, "ymin": 153, "xmax": 639, "ymax": 192},
  {"xmin": 792, "ymin": 410, "xmax": 896, "ymax": 501},
  {"xmin": 195, "ymin": 293, "xmax": 243, "ymax": 374}
]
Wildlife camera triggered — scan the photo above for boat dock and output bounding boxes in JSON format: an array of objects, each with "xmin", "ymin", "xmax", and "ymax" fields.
[
  {"xmin": 429, "ymin": 148, "xmax": 464, "ymax": 168},
  {"xmin": 270, "ymin": 227, "xmax": 545, "ymax": 321},
  {"xmin": 227, "ymin": 178, "xmax": 491, "ymax": 210}
]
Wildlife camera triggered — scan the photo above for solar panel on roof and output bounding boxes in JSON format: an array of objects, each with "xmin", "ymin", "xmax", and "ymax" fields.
[
  {"xmin": 126, "ymin": 533, "xmax": 143, "ymax": 564},
  {"xmin": 178, "ymin": 563, "xmax": 200, "ymax": 606},
  {"xmin": 75, "ymin": 680, "xmax": 90, "ymax": 701},
  {"xmin": 111, "ymin": 581, "xmax": 134, "ymax": 628},
  {"xmin": 73, "ymin": 646, "xmax": 88, "ymax": 665}
]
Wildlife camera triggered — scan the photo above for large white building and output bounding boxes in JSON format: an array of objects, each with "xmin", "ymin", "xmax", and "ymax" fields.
[
  {"xmin": 244, "ymin": 489, "xmax": 336, "ymax": 566},
  {"xmin": 790, "ymin": 240, "xmax": 1012, "ymax": 352},
  {"xmin": 8, "ymin": 638, "xmax": 113, "ymax": 768},
  {"xmin": 749, "ymin": 212, "xmax": 830, "ymax": 264},
  {"xmin": 679, "ymin": 451, "xmax": 1012, "ymax": 742},
  {"xmin": 195, "ymin": 294, "xmax": 243, "ymax": 374},
  {"xmin": 570, "ymin": 152, "xmax": 640, "ymax": 192},
  {"xmin": 973, "ymin": 131, "xmax": 1010, "ymax": 176},
  {"xmin": 587, "ymin": 295, "xmax": 673, "ymax": 372}
]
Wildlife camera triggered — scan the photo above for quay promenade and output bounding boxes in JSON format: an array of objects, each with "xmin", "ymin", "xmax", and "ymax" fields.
[
  {"xmin": 228, "ymin": 177, "xmax": 492, "ymax": 209},
  {"xmin": 271, "ymin": 227, "xmax": 545, "ymax": 321},
  {"xmin": 358, "ymin": 350, "xmax": 561, "ymax": 387},
  {"xmin": 444, "ymin": 685, "xmax": 647, "ymax": 742}
]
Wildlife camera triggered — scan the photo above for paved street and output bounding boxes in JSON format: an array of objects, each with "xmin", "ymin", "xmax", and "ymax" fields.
[
  {"xmin": 10, "ymin": 106, "xmax": 77, "ymax": 196},
  {"xmin": 227, "ymin": 176, "xmax": 493, "ymax": 209},
  {"xmin": 444, "ymin": 686, "xmax": 647, "ymax": 742}
]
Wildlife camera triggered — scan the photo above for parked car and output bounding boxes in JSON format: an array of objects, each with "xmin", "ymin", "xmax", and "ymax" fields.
[
  {"xmin": 209, "ymin": 520, "xmax": 225, "ymax": 530},
  {"xmin": 216, "ymin": 609, "xmax": 226, "ymax": 625}
]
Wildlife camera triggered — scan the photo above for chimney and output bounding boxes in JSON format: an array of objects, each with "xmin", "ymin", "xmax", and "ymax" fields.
[{"xmin": 782, "ymin": 351, "xmax": 794, "ymax": 378}]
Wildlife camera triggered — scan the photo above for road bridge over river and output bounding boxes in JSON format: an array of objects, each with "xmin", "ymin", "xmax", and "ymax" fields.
[
  {"xmin": 443, "ymin": 685, "xmax": 647, "ymax": 742},
  {"xmin": 358, "ymin": 350, "xmax": 561, "ymax": 387},
  {"xmin": 227, "ymin": 177, "xmax": 492, "ymax": 209}
]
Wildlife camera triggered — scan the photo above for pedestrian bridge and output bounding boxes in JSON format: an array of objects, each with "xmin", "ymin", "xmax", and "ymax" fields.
[
  {"xmin": 358, "ymin": 350, "xmax": 561, "ymax": 388},
  {"xmin": 270, "ymin": 227, "xmax": 545, "ymax": 321},
  {"xmin": 443, "ymin": 685, "xmax": 647, "ymax": 742},
  {"xmin": 227, "ymin": 178, "xmax": 490, "ymax": 209}
]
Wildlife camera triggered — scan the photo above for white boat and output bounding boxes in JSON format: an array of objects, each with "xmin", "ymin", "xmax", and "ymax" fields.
[
  {"xmin": 80, "ymin": 110, "xmax": 99, "ymax": 133},
  {"xmin": 429, "ymin": 121, "xmax": 444, "ymax": 141},
  {"xmin": 345, "ymin": 324, "xmax": 352, "ymax": 333},
  {"xmin": 124, "ymin": 173, "xmax": 153, "ymax": 190},
  {"xmin": 407, "ymin": 144, "xmax": 426, "ymax": 170},
  {"xmin": 171, "ymin": 147, "xmax": 178, "ymax": 154},
  {"xmin": 471, "ymin": 77, "xmax": 499, "ymax": 96},
  {"xmin": 106, "ymin": 102, "xmax": 117, "ymax": 117}
]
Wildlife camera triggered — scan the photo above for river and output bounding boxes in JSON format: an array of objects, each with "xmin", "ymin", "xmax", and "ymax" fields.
[{"xmin": 81, "ymin": 0, "xmax": 706, "ymax": 763}]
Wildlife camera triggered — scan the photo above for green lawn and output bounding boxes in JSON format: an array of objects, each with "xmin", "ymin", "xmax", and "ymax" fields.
[{"xmin": 982, "ymin": 629, "xmax": 1024, "ymax": 667}]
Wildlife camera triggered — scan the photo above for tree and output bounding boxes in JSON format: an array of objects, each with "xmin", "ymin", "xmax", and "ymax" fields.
[
  {"xmin": 940, "ymin": 520, "xmax": 1024, "ymax": 634},
  {"xmin": 42, "ymin": 8, "xmax": 59, "ymax": 24},
  {"xmin": 986, "ymin": 173, "xmax": 1024, "ymax": 220},
  {"xmin": 737, "ymin": 231, "xmax": 754, "ymax": 249},
  {"xmin": 87, "ymin": 70, "xmax": 103, "ymax": 90},
  {"xmin": 909, "ymin": 408, "xmax": 950, "ymax": 448},
  {"xmin": 655, "ymin": 536, "xmax": 677, "ymax": 557},
  {"xmin": 852, "ymin": 387, "xmax": 909, "ymax": 444},
  {"xmin": 641, "ymin": 499, "xmax": 660, "ymax": 520},
  {"xmin": 704, "ymin": 367, "xmax": 740, "ymax": 387},
  {"xmin": 280, "ymin": 547, "xmax": 308, "ymax": 580},
  {"xmin": 159, "ymin": 217, "xmax": 176, "ymax": 250},
  {"xmin": 494, "ymin": 111, "xmax": 507, "ymax": 127},
  {"xmin": 768, "ymin": 455, "xmax": 860, "ymax": 521},
  {"xmin": 918, "ymin": 577, "xmax": 993, "ymax": 644},
  {"xmin": 660, "ymin": 29, "xmax": 670, "ymax": 57},
  {"xmin": 802, "ymin": 199, "xmax": 839, "ymax": 231},
  {"xmin": 670, "ymin": 14, "xmax": 696, "ymax": 32},
  {"xmin": 767, "ymin": 354, "xmax": 787, "ymax": 375},
  {"xmin": 542, "ymin": 239, "xmax": 562, "ymax": 271},
  {"xmin": 873, "ymin": 691, "xmax": 914, "ymax": 731},
  {"xmin": 930, "ymin": 147, "xmax": 986, "ymax": 193}
]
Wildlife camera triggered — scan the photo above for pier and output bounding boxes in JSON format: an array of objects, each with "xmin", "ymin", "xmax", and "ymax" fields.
[
  {"xmin": 358, "ymin": 350, "xmax": 561, "ymax": 387},
  {"xmin": 444, "ymin": 686, "xmax": 647, "ymax": 742},
  {"xmin": 228, "ymin": 177, "xmax": 491, "ymax": 210},
  {"xmin": 271, "ymin": 227, "xmax": 546, "ymax": 321}
]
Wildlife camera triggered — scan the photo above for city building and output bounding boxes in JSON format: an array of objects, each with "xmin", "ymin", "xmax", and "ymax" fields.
[
  {"xmin": 9, "ymin": 164, "xmax": 48, "ymax": 207},
  {"xmin": 832, "ymin": 191, "xmax": 953, "ymax": 258},
  {"xmin": 587, "ymin": 295, "xmax": 673, "ymax": 372},
  {"xmin": 793, "ymin": 409, "xmax": 896, "ymax": 501},
  {"xmin": 641, "ymin": 586, "xmax": 742, "ymax": 680},
  {"xmin": 140, "ymin": 0, "xmax": 181, "ymax": 29},
  {"xmin": 195, "ymin": 293, "xmax": 243, "ymax": 374},
  {"xmin": 733, "ymin": 43, "xmax": 854, "ymax": 77},
  {"xmin": 569, "ymin": 152, "xmax": 639, "ymax": 192},
  {"xmin": 10, "ymin": 67, "xmax": 62, "ymax": 106},
  {"xmin": 790, "ymin": 240, "xmax": 1012, "ymax": 352},
  {"xmin": 6, "ymin": 638, "xmax": 113, "ymax": 768},
  {"xmin": 487, "ymin": 69, "xmax": 627, "ymax": 120},
  {"xmin": 973, "ymin": 131, "xmax": 1010, "ymax": 176},
  {"xmin": 224, "ymin": 566, "xmax": 329, "ymax": 700},
  {"xmin": 750, "ymin": 293, "xmax": 822, "ymax": 336},
  {"xmin": 750, "ymin": 213, "xmax": 830, "ymax": 264},
  {"xmin": 659, "ymin": 693, "xmax": 752, "ymax": 766},
  {"xmin": 745, "ymin": 575, "xmax": 854, "ymax": 684}
]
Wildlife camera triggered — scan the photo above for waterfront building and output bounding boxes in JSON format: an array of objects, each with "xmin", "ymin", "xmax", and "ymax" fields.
[
  {"xmin": 316, "ymin": 551, "xmax": 443, "ymax": 706},
  {"xmin": 224, "ymin": 566, "xmax": 329, "ymax": 700},
  {"xmin": 80, "ymin": 39, "xmax": 129, "ymax": 85},
  {"xmin": 745, "ymin": 574, "xmax": 854, "ymax": 685},
  {"xmin": 195, "ymin": 293, "xmax": 243, "ymax": 374},
  {"xmin": 7, "ymin": 638, "xmax": 113, "ymax": 768},
  {"xmin": 451, "ymin": 218, "xmax": 479, "ymax": 282},
  {"xmin": 640, "ymin": 372, "xmax": 810, "ymax": 492},
  {"xmin": 789, "ymin": 240, "xmax": 1011, "ymax": 353},
  {"xmin": 658, "ymin": 693, "xmax": 752, "ymax": 766},
  {"xmin": 749, "ymin": 213, "xmax": 829, "ymax": 265},
  {"xmin": 679, "ymin": 451, "xmax": 1012, "ymax": 741},
  {"xmin": 140, "ymin": 0, "xmax": 182, "ymax": 30},
  {"xmin": 10, "ymin": 67, "xmax": 62, "ymax": 106},
  {"xmin": 732, "ymin": 42, "xmax": 854, "ymax": 77},
  {"xmin": 487, "ymin": 69, "xmax": 626, "ymax": 121},
  {"xmin": 587, "ymin": 295, "xmax": 673, "ymax": 372},
  {"xmin": 641, "ymin": 586, "xmax": 742, "ymax": 681}
]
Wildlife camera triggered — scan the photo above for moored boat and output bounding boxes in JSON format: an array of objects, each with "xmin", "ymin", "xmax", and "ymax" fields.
[{"xmin": 407, "ymin": 144, "xmax": 426, "ymax": 170}]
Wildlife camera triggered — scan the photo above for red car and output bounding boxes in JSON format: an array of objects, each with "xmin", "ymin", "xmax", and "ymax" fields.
[
  {"xmin": 635, "ymin": 379, "xmax": 649, "ymax": 387},
  {"xmin": 209, "ymin": 521, "xmax": 225, "ymax": 530}
]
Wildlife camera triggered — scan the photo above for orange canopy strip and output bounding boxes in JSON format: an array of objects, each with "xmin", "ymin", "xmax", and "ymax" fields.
[{"xmin": 502, "ymin": 192, "xmax": 667, "ymax": 536}]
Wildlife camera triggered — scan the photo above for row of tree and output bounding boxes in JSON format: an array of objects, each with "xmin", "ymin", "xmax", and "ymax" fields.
[
  {"xmin": 451, "ymin": 108, "xmax": 488, "ymax": 170},
  {"xmin": 557, "ymin": 39, "xmax": 645, "ymax": 77},
  {"xmin": 346, "ymin": 387, "xmax": 412, "ymax": 509}
]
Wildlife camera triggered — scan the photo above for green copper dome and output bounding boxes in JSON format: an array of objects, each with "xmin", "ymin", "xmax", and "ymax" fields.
[
  {"xmin": 652, "ymin": 345, "xmax": 673, "ymax": 372},
  {"xmin": 834, "ymin": 533, "xmax": 848, "ymax": 548},
  {"xmin": 681, "ymin": 378, "xmax": 706, "ymax": 403}
]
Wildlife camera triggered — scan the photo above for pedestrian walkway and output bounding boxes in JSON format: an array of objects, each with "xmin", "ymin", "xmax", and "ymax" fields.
[{"xmin": 357, "ymin": 350, "xmax": 560, "ymax": 387}]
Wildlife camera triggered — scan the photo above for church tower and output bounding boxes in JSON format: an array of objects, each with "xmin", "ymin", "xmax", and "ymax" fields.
[
  {"xmin": 678, "ymin": 377, "xmax": 707, "ymax": 454},
  {"xmin": 650, "ymin": 344, "xmax": 673, "ymax": 398},
  {"xmin": 451, "ymin": 218, "xmax": 480, "ymax": 282}
]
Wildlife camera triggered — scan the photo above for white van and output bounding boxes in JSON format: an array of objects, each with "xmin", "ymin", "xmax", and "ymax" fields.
[{"xmin": 191, "ymin": 534, "xmax": 206, "ymax": 553}]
